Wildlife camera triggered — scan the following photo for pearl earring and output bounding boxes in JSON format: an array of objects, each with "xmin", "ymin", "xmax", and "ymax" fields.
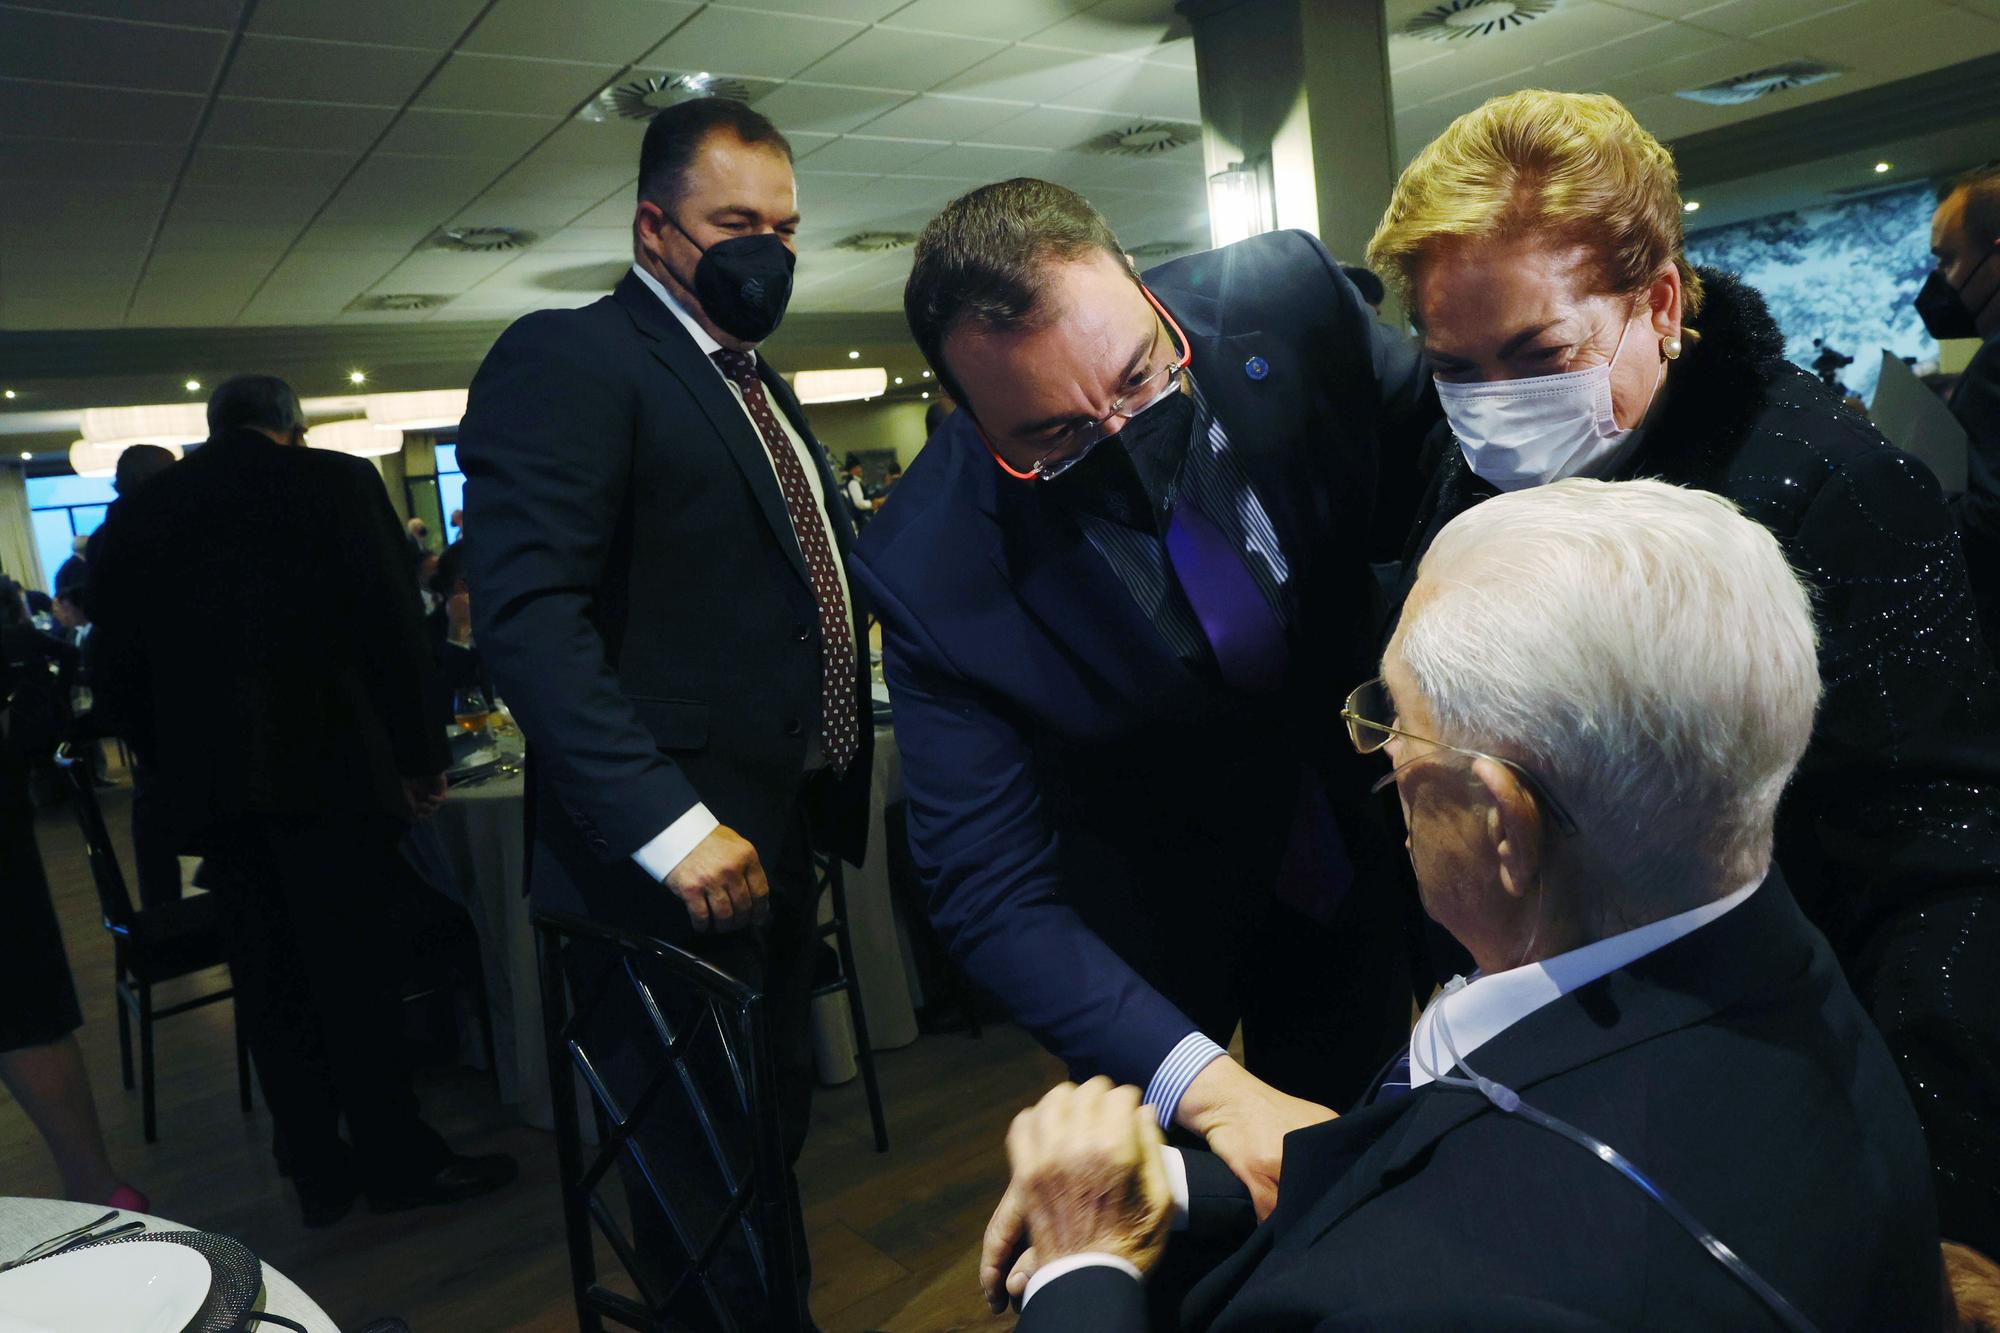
[{"xmin": 1661, "ymin": 336, "xmax": 1683, "ymax": 361}]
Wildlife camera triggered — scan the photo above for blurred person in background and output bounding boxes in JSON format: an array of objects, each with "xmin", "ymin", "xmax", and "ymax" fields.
[
  {"xmin": 1371, "ymin": 88, "xmax": 2000, "ymax": 1253},
  {"xmin": 405, "ymin": 516, "xmax": 431, "ymax": 554},
  {"xmin": 425, "ymin": 541, "xmax": 490, "ymax": 732},
  {"xmin": 1927, "ymin": 164, "xmax": 2000, "ymax": 652},
  {"xmin": 0, "ymin": 579, "xmax": 145, "ymax": 1212},
  {"xmin": 90, "ymin": 373, "xmax": 514, "ymax": 1228},
  {"xmin": 842, "ymin": 455, "xmax": 872, "ymax": 529}
]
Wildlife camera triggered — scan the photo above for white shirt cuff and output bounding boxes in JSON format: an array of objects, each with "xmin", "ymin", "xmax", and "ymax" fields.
[
  {"xmin": 1143, "ymin": 1032, "xmax": 1229, "ymax": 1129},
  {"xmin": 631, "ymin": 803, "xmax": 719, "ymax": 882},
  {"xmin": 1162, "ymin": 1146, "xmax": 1189, "ymax": 1231},
  {"xmin": 1020, "ymin": 1253, "xmax": 1142, "ymax": 1308}
]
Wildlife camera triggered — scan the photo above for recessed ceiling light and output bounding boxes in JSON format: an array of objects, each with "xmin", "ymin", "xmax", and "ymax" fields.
[
  {"xmin": 1683, "ymin": 200, "xmax": 1701, "ymax": 213},
  {"xmin": 894, "ymin": 376, "xmax": 903, "ymax": 384},
  {"xmin": 349, "ymin": 371, "xmax": 367, "ymax": 385},
  {"xmin": 184, "ymin": 379, "xmax": 201, "ymax": 392},
  {"xmin": 18, "ymin": 451, "xmax": 30, "ymax": 461},
  {"xmin": 848, "ymin": 350, "xmax": 860, "ymax": 360},
  {"xmin": 2, "ymin": 389, "xmax": 14, "ymax": 400},
  {"xmin": 921, "ymin": 391, "xmax": 930, "ymax": 399},
  {"xmin": 1874, "ymin": 161, "xmax": 1891, "ymax": 173},
  {"xmin": 922, "ymin": 371, "xmax": 932, "ymax": 379}
]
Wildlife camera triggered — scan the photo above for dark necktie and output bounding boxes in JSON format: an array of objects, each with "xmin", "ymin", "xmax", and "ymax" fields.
[
  {"xmin": 1369, "ymin": 1048, "xmax": 1413, "ymax": 1105},
  {"xmin": 1163, "ymin": 496, "xmax": 1288, "ymax": 695},
  {"xmin": 711, "ymin": 349, "xmax": 859, "ymax": 774}
]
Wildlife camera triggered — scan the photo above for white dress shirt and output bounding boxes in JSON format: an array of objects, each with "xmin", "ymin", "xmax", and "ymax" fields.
[
  {"xmin": 625, "ymin": 263, "xmax": 859, "ymax": 883},
  {"xmin": 1022, "ymin": 874, "xmax": 1767, "ymax": 1309}
]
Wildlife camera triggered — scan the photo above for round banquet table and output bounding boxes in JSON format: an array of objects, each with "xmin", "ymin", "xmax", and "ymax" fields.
[
  {"xmin": 409, "ymin": 722, "xmax": 921, "ymax": 1131},
  {"xmin": 0, "ymin": 1196, "xmax": 338, "ymax": 1331}
]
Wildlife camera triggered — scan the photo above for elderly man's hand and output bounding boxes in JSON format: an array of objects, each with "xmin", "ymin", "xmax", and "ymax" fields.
[
  {"xmin": 980, "ymin": 1077, "xmax": 1173, "ymax": 1311},
  {"xmin": 1178, "ymin": 1057, "xmax": 1336, "ymax": 1220}
]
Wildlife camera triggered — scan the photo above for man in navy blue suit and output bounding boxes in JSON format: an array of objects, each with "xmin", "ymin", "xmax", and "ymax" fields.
[{"xmin": 853, "ymin": 180, "xmax": 1438, "ymax": 1214}]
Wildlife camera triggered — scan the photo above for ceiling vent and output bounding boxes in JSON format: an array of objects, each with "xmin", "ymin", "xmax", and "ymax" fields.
[
  {"xmin": 431, "ymin": 226, "xmax": 536, "ymax": 253},
  {"xmin": 346, "ymin": 293, "xmax": 446, "ymax": 313},
  {"xmin": 1403, "ymin": 0, "xmax": 1557, "ymax": 41},
  {"xmin": 1127, "ymin": 240, "xmax": 1192, "ymax": 259},
  {"xmin": 580, "ymin": 72, "xmax": 763, "ymax": 124},
  {"xmin": 834, "ymin": 231, "xmax": 918, "ymax": 253},
  {"xmin": 1084, "ymin": 121, "xmax": 1199, "ymax": 156},
  {"xmin": 1676, "ymin": 60, "xmax": 1843, "ymax": 106}
]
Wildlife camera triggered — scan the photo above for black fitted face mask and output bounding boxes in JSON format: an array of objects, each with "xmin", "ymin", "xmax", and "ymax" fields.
[
  {"xmin": 664, "ymin": 214, "xmax": 796, "ymax": 344},
  {"xmin": 1915, "ymin": 251, "xmax": 1992, "ymax": 342}
]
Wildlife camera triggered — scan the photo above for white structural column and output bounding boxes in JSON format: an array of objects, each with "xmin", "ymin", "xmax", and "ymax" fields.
[{"xmin": 1178, "ymin": 0, "xmax": 1401, "ymax": 319}]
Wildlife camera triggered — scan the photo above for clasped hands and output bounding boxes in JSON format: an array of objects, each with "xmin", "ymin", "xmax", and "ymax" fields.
[{"xmin": 980, "ymin": 1061, "xmax": 1336, "ymax": 1312}]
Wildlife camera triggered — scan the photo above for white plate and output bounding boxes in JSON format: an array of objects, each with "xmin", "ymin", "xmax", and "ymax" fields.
[{"xmin": 0, "ymin": 1241, "xmax": 211, "ymax": 1333}]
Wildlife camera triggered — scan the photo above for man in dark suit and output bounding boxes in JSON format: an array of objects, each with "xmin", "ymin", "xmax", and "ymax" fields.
[
  {"xmin": 459, "ymin": 97, "xmax": 868, "ymax": 1327},
  {"xmin": 991, "ymin": 479, "xmax": 1942, "ymax": 1331},
  {"xmin": 1928, "ymin": 165, "xmax": 2000, "ymax": 653},
  {"xmin": 88, "ymin": 374, "xmax": 515, "ymax": 1227},
  {"xmin": 853, "ymin": 181, "xmax": 1436, "ymax": 1213}
]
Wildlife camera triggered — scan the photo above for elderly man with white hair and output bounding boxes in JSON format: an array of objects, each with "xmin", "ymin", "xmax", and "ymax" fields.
[{"xmin": 984, "ymin": 479, "xmax": 1942, "ymax": 1332}]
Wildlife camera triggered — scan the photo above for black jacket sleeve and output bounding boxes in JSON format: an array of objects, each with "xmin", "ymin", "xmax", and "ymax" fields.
[
  {"xmin": 1016, "ymin": 1264, "xmax": 1151, "ymax": 1333},
  {"xmin": 459, "ymin": 312, "xmax": 704, "ymax": 860},
  {"xmin": 1181, "ymin": 1149, "xmax": 1258, "ymax": 1241},
  {"xmin": 1953, "ymin": 338, "xmax": 2000, "ymax": 542}
]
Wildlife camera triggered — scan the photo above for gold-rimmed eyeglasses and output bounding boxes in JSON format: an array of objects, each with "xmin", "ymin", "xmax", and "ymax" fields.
[{"xmin": 1341, "ymin": 677, "xmax": 1579, "ymax": 836}]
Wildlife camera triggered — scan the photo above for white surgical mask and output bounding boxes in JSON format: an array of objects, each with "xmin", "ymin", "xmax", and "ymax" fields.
[{"xmin": 1436, "ymin": 317, "xmax": 1642, "ymax": 491}]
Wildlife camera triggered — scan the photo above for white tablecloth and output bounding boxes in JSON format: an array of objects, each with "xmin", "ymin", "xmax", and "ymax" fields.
[
  {"xmin": 0, "ymin": 1196, "xmax": 338, "ymax": 1331},
  {"xmin": 413, "ymin": 724, "xmax": 920, "ymax": 1130}
]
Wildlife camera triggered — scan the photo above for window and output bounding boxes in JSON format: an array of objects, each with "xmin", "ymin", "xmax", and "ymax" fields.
[
  {"xmin": 435, "ymin": 442, "xmax": 465, "ymax": 535},
  {"xmin": 25, "ymin": 473, "xmax": 118, "ymax": 591}
]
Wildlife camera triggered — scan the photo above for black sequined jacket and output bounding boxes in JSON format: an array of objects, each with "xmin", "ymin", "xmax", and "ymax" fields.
[{"xmin": 1398, "ymin": 267, "xmax": 2000, "ymax": 958}]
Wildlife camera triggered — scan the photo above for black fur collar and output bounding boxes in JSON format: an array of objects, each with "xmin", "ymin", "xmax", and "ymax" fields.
[{"xmin": 1639, "ymin": 266, "xmax": 1793, "ymax": 483}]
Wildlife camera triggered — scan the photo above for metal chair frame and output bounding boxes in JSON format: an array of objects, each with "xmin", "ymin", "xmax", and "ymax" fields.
[
  {"xmin": 536, "ymin": 909, "xmax": 808, "ymax": 1333},
  {"xmin": 53, "ymin": 746, "xmax": 250, "ymax": 1144},
  {"xmin": 810, "ymin": 851, "xmax": 890, "ymax": 1152}
]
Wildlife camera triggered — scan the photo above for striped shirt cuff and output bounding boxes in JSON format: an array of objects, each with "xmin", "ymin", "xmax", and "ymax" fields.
[{"xmin": 1143, "ymin": 1032, "xmax": 1228, "ymax": 1130}]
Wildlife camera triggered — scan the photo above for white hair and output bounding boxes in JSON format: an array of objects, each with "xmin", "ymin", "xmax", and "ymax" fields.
[{"xmin": 1394, "ymin": 478, "xmax": 1821, "ymax": 903}]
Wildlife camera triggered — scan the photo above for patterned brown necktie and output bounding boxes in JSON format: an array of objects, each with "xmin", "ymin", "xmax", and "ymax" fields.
[{"xmin": 711, "ymin": 348, "xmax": 859, "ymax": 774}]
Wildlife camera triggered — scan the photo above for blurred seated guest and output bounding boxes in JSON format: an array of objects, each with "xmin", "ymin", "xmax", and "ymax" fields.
[
  {"xmin": 1, "ymin": 598, "xmax": 145, "ymax": 1213},
  {"xmin": 23, "ymin": 589, "xmax": 55, "ymax": 633},
  {"xmin": 84, "ymin": 444, "xmax": 176, "ymax": 571},
  {"xmin": 1369, "ymin": 88, "xmax": 2000, "ymax": 1252},
  {"xmin": 52, "ymin": 535, "xmax": 87, "ymax": 607},
  {"xmin": 841, "ymin": 456, "xmax": 871, "ymax": 529},
  {"xmin": 425, "ymin": 541, "xmax": 491, "ymax": 732},
  {"xmin": 89, "ymin": 373, "xmax": 514, "ymax": 1228},
  {"xmin": 994, "ymin": 480, "xmax": 1943, "ymax": 1332},
  {"xmin": 1, "ymin": 577, "xmax": 80, "ymax": 799},
  {"xmin": 50, "ymin": 588, "xmax": 88, "ymax": 647},
  {"xmin": 1926, "ymin": 165, "xmax": 2000, "ymax": 651},
  {"xmin": 1338, "ymin": 263, "xmax": 1385, "ymax": 315},
  {"xmin": 406, "ymin": 516, "xmax": 431, "ymax": 554},
  {"xmin": 448, "ymin": 507, "xmax": 465, "ymax": 543},
  {"xmin": 415, "ymin": 548, "xmax": 441, "ymax": 615}
]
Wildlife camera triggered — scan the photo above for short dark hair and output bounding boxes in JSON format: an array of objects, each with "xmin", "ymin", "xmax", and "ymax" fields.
[
  {"xmin": 1941, "ymin": 162, "xmax": 2000, "ymax": 249},
  {"xmin": 904, "ymin": 179, "xmax": 1126, "ymax": 414},
  {"xmin": 113, "ymin": 443, "xmax": 175, "ymax": 495},
  {"xmin": 207, "ymin": 374, "xmax": 304, "ymax": 438},
  {"xmin": 1340, "ymin": 264, "xmax": 1386, "ymax": 308},
  {"xmin": 637, "ymin": 97, "xmax": 793, "ymax": 212},
  {"xmin": 431, "ymin": 539, "xmax": 469, "ymax": 600}
]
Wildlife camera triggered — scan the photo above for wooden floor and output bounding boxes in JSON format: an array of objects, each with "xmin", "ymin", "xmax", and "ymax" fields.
[{"xmin": 2, "ymin": 780, "xmax": 1066, "ymax": 1331}]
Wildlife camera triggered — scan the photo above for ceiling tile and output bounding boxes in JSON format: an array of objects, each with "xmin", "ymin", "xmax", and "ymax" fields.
[
  {"xmin": 0, "ymin": 8, "xmax": 229, "ymax": 93},
  {"xmin": 939, "ymin": 45, "xmax": 1139, "ymax": 103},
  {"xmin": 249, "ymin": 0, "xmax": 491, "ymax": 49},
  {"xmin": 462, "ymin": 0, "xmax": 702, "ymax": 65},
  {"xmin": 291, "ymin": 221, "xmax": 442, "ymax": 252},
  {"xmin": 788, "ymin": 130, "xmax": 840, "ymax": 159},
  {"xmin": 751, "ymin": 80, "xmax": 911, "ymax": 133},
  {"xmin": 370, "ymin": 249, "xmax": 524, "ymax": 295},
  {"xmin": 534, "ymin": 119, "xmax": 652, "ymax": 168},
  {"xmin": 149, "ymin": 214, "xmax": 297, "ymax": 261},
  {"xmin": 483, "ymin": 154, "xmax": 635, "ymax": 199},
  {"xmin": 182, "ymin": 143, "xmax": 359, "ymax": 192},
  {"xmin": 417, "ymin": 53, "xmax": 621, "ymax": 116},
  {"xmin": 1797, "ymin": 4, "xmax": 2000, "ymax": 78},
  {"xmin": 1682, "ymin": 0, "xmax": 1869, "ymax": 39},
  {"xmin": 0, "ymin": 137, "xmax": 184, "ymax": 184},
  {"xmin": 801, "ymin": 134, "xmax": 950, "ymax": 173},
  {"xmin": 317, "ymin": 154, "xmax": 503, "ymax": 225},
  {"xmin": 850, "ymin": 92, "xmax": 1030, "ymax": 141},
  {"xmin": 377, "ymin": 107, "xmax": 560, "ymax": 158},
  {"xmin": 796, "ymin": 26, "xmax": 1008, "ymax": 90},
  {"xmin": 977, "ymin": 104, "xmax": 1147, "ymax": 149},
  {"xmin": 574, "ymin": 193, "xmax": 646, "ymax": 227},
  {"xmin": 0, "ymin": 77, "xmax": 206, "ymax": 144},
  {"xmin": 0, "ymin": 184, "xmax": 171, "ymax": 250},
  {"xmin": 884, "ymin": 0, "xmax": 1090, "ymax": 42},
  {"xmin": 1026, "ymin": 0, "xmax": 1183, "ymax": 56},
  {"xmin": 1535, "ymin": 19, "xmax": 1729, "ymax": 89},
  {"xmin": 222, "ymin": 35, "xmax": 439, "ymax": 106},
  {"xmin": 706, "ymin": 0, "xmax": 907, "ymax": 18},
  {"xmin": 160, "ymin": 182, "xmax": 329, "ymax": 229},
  {"xmin": 206, "ymin": 98, "xmax": 398, "ymax": 152},
  {"xmin": 1044, "ymin": 55, "xmax": 1196, "ymax": 119},
  {"xmin": 21, "ymin": 0, "xmax": 242, "ymax": 28},
  {"xmin": 538, "ymin": 225, "xmax": 633, "ymax": 252},
  {"xmin": 640, "ymin": 7, "xmax": 866, "ymax": 80},
  {"xmin": 795, "ymin": 168, "xmax": 883, "ymax": 206},
  {"xmin": 449, "ymin": 195, "xmax": 602, "ymax": 229}
]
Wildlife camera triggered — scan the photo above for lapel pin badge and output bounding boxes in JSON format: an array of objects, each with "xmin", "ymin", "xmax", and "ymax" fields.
[{"xmin": 1244, "ymin": 355, "xmax": 1269, "ymax": 381}]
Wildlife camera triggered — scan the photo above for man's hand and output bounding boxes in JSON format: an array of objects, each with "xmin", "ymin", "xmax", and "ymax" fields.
[
  {"xmin": 1176, "ymin": 1057, "xmax": 1335, "ymax": 1220},
  {"xmin": 664, "ymin": 825, "xmax": 770, "ymax": 934},
  {"xmin": 404, "ymin": 772, "xmax": 448, "ymax": 820},
  {"xmin": 982, "ymin": 1077, "xmax": 1173, "ymax": 1312}
]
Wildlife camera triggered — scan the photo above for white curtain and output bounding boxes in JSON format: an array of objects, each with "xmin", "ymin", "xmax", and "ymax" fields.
[{"xmin": 0, "ymin": 466, "xmax": 45, "ymax": 592}]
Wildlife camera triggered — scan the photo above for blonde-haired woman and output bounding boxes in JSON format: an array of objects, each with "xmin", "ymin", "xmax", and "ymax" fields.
[{"xmin": 1372, "ymin": 88, "xmax": 2000, "ymax": 1256}]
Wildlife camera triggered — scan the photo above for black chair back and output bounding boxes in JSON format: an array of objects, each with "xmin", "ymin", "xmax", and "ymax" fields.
[
  {"xmin": 54, "ymin": 743, "xmax": 136, "ymax": 934},
  {"xmin": 535, "ymin": 909, "xmax": 806, "ymax": 1333}
]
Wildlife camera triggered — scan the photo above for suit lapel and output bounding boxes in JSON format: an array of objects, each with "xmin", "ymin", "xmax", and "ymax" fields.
[{"xmin": 615, "ymin": 275, "xmax": 812, "ymax": 590}]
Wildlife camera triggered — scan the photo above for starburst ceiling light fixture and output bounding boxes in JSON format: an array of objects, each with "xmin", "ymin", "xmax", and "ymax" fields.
[
  {"xmin": 1675, "ymin": 59, "xmax": 1843, "ymax": 106},
  {"xmin": 1083, "ymin": 122, "xmax": 1199, "ymax": 156},
  {"xmin": 430, "ymin": 226, "xmax": 537, "ymax": 253},
  {"xmin": 580, "ymin": 72, "xmax": 760, "ymax": 123},
  {"xmin": 1404, "ymin": 0, "xmax": 1558, "ymax": 41},
  {"xmin": 833, "ymin": 231, "xmax": 919, "ymax": 253}
]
